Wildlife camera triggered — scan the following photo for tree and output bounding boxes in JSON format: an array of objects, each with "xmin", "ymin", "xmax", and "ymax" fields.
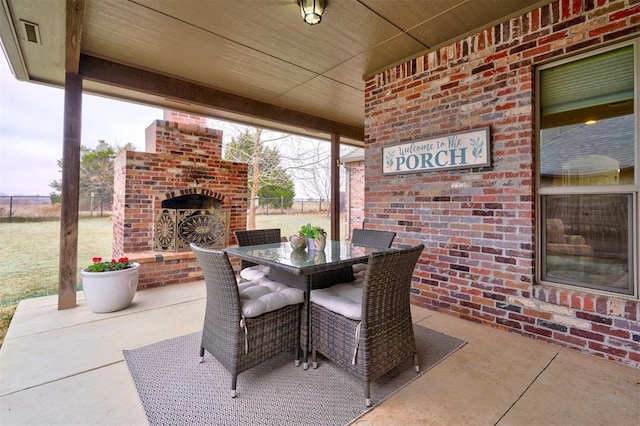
[
  {"xmin": 258, "ymin": 170, "xmax": 295, "ymax": 209},
  {"xmin": 215, "ymin": 118, "xmax": 350, "ymax": 219},
  {"xmin": 50, "ymin": 140, "xmax": 135, "ymax": 209},
  {"xmin": 282, "ymin": 138, "xmax": 351, "ymax": 214},
  {"xmin": 224, "ymin": 128, "xmax": 295, "ymax": 228}
]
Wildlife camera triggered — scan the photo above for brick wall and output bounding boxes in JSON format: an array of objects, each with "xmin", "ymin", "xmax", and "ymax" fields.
[
  {"xmin": 364, "ymin": 0, "xmax": 640, "ymax": 368},
  {"xmin": 345, "ymin": 160, "xmax": 364, "ymax": 238},
  {"xmin": 113, "ymin": 118, "xmax": 248, "ymax": 288},
  {"xmin": 163, "ymin": 110, "xmax": 208, "ymax": 127}
]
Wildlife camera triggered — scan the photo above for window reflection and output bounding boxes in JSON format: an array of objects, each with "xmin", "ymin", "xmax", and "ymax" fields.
[
  {"xmin": 540, "ymin": 115, "xmax": 634, "ymax": 187},
  {"xmin": 542, "ymin": 194, "xmax": 632, "ymax": 295}
]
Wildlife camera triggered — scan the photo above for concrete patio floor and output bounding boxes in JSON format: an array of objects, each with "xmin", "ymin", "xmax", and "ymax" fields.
[{"xmin": 1, "ymin": 281, "xmax": 638, "ymax": 426}]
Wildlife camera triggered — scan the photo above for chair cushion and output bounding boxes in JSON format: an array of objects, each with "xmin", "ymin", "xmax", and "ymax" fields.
[
  {"xmin": 310, "ymin": 281, "xmax": 363, "ymax": 320},
  {"xmin": 352, "ymin": 263, "xmax": 367, "ymax": 274},
  {"xmin": 238, "ymin": 277, "xmax": 304, "ymax": 318},
  {"xmin": 240, "ymin": 264, "xmax": 270, "ymax": 281}
]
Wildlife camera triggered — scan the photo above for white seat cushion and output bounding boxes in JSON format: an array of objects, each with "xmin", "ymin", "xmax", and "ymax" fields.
[
  {"xmin": 352, "ymin": 263, "xmax": 367, "ymax": 274},
  {"xmin": 353, "ymin": 268, "xmax": 366, "ymax": 281},
  {"xmin": 238, "ymin": 277, "xmax": 304, "ymax": 318},
  {"xmin": 240, "ymin": 264, "xmax": 269, "ymax": 281},
  {"xmin": 310, "ymin": 281, "xmax": 363, "ymax": 320}
]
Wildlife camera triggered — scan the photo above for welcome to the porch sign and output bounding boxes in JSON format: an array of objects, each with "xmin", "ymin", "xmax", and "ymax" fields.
[{"xmin": 382, "ymin": 127, "xmax": 490, "ymax": 175}]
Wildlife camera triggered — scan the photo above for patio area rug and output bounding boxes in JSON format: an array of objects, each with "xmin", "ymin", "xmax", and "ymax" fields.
[{"xmin": 123, "ymin": 325, "xmax": 465, "ymax": 426}]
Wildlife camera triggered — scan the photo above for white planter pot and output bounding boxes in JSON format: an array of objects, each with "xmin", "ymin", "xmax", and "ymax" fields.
[
  {"xmin": 80, "ymin": 263, "xmax": 140, "ymax": 313},
  {"xmin": 307, "ymin": 238, "xmax": 316, "ymax": 252}
]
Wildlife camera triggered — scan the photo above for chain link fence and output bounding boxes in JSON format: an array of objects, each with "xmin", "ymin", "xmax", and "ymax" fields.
[
  {"xmin": 0, "ymin": 195, "xmax": 333, "ymax": 221},
  {"xmin": 254, "ymin": 197, "xmax": 331, "ymax": 215},
  {"xmin": 0, "ymin": 195, "xmax": 113, "ymax": 222}
]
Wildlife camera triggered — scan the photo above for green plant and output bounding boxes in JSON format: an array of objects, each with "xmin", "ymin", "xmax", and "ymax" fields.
[
  {"xmin": 85, "ymin": 256, "xmax": 133, "ymax": 272},
  {"xmin": 299, "ymin": 223, "xmax": 325, "ymax": 239}
]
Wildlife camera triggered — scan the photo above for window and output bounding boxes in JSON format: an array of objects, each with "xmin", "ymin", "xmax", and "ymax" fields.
[{"xmin": 537, "ymin": 41, "xmax": 637, "ymax": 297}]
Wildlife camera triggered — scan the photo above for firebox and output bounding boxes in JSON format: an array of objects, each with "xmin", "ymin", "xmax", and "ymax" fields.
[{"xmin": 154, "ymin": 192, "xmax": 230, "ymax": 251}]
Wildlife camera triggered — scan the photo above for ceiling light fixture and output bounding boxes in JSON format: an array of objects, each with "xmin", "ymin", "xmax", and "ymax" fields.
[{"xmin": 299, "ymin": 0, "xmax": 325, "ymax": 25}]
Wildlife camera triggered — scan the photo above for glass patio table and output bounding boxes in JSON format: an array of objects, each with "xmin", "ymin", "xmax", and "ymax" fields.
[{"xmin": 226, "ymin": 240, "xmax": 388, "ymax": 369}]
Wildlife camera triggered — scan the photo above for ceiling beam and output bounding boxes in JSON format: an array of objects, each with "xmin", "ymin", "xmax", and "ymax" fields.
[
  {"xmin": 78, "ymin": 54, "xmax": 364, "ymax": 141},
  {"xmin": 65, "ymin": 0, "xmax": 85, "ymax": 74}
]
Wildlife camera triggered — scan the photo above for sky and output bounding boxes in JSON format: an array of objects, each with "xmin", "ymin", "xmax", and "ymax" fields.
[
  {"xmin": 0, "ymin": 55, "xmax": 164, "ymax": 196},
  {"xmin": 0, "ymin": 53, "xmax": 351, "ymax": 198}
]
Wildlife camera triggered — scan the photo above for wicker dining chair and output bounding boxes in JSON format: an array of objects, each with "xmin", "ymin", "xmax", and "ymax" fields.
[
  {"xmin": 310, "ymin": 244, "xmax": 424, "ymax": 407},
  {"xmin": 234, "ymin": 228, "xmax": 281, "ymax": 281},
  {"xmin": 191, "ymin": 243, "xmax": 304, "ymax": 398},
  {"xmin": 351, "ymin": 228, "xmax": 396, "ymax": 248},
  {"xmin": 350, "ymin": 228, "xmax": 396, "ymax": 275}
]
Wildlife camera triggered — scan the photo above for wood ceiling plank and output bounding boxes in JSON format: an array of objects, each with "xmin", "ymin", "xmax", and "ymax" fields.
[
  {"xmin": 360, "ymin": 0, "xmax": 466, "ymax": 31},
  {"xmin": 327, "ymin": 34, "xmax": 427, "ymax": 86},
  {"xmin": 83, "ymin": 1, "xmax": 317, "ymax": 102},
  {"xmin": 277, "ymin": 75, "xmax": 363, "ymax": 126},
  {"xmin": 4, "ymin": 0, "xmax": 67, "ymax": 83},
  {"xmin": 134, "ymin": 0, "xmax": 408, "ymax": 75},
  {"xmin": 408, "ymin": 0, "xmax": 553, "ymax": 49}
]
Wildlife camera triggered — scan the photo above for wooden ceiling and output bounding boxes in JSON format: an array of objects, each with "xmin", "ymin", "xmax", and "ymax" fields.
[{"xmin": 1, "ymin": 0, "xmax": 553, "ymax": 146}]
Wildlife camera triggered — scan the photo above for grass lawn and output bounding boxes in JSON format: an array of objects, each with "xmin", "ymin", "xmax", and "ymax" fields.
[
  {"xmin": 0, "ymin": 217, "xmax": 114, "ymax": 307},
  {"xmin": 0, "ymin": 213, "xmax": 338, "ymax": 346},
  {"xmin": 0, "ymin": 217, "xmax": 114, "ymax": 347}
]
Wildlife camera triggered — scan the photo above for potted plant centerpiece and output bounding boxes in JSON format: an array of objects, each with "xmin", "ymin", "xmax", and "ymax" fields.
[
  {"xmin": 80, "ymin": 256, "xmax": 141, "ymax": 313},
  {"xmin": 299, "ymin": 223, "xmax": 327, "ymax": 251}
]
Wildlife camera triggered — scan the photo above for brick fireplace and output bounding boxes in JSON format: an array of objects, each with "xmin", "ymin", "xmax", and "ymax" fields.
[{"xmin": 112, "ymin": 112, "xmax": 248, "ymax": 289}]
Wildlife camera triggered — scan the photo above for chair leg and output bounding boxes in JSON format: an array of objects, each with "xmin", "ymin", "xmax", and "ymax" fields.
[
  {"xmin": 312, "ymin": 348, "xmax": 318, "ymax": 369},
  {"xmin": 231, "ymin": 375, "xmax": 237, "ymax": 398},
  {"xmin": 365, "ymin": 382, "xmax": 371, "ymax": 407},
  {"xmin": 295, "ymin": 346, "xmax": 301, "ymax": 367},
  {"xmin": 414, "ymin": 352, "xmax": 420, "ymax": 373},
  {"xmin": 199, "ymin": 346, "xmax": 205, "ymax": 363}
]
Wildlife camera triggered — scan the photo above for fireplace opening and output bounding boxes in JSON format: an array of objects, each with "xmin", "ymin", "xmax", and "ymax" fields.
[
  {"xmin": 161, "ymin": 194, "xmax": 221, "ymax": 210},
  {"xmin": 155, "ymin": 193, "xmax": 229, "ymax": 252}
]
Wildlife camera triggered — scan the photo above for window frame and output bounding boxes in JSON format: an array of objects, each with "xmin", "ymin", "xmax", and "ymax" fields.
[{"xmin": 535, "ymin": 39, "xmax": 639, "ymax": 300}]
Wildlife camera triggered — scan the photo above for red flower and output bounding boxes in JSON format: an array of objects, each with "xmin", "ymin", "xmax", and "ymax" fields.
[{"xmin": 86, "ymin": 256, "xmax": 133, "ymax": 272}]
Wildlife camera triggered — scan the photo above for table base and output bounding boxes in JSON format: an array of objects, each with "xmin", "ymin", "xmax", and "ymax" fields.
[{"xmin": 268, "ymin": 266, "xmax": 355, "ymax": 369}]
